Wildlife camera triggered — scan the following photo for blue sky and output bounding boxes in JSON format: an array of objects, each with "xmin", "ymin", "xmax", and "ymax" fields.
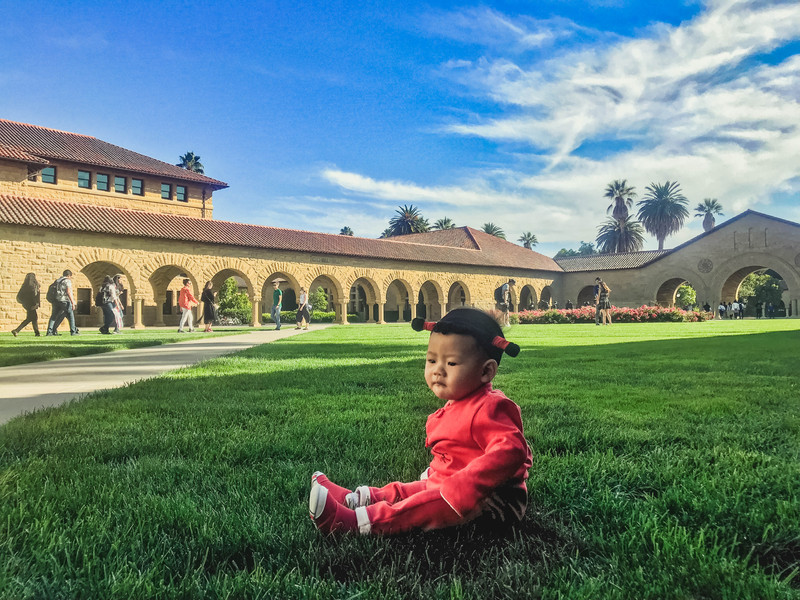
[{"xmin": 2, "ymin": 0, "xmax": 799, "ymax": 257}]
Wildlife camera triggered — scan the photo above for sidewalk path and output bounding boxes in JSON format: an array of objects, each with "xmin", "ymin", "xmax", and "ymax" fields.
[{"xmin": 0, "ymin": 326, "xmax": 327, "ymax": 425}]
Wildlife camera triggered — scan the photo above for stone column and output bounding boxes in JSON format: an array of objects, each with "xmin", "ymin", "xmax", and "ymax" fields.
[
  {"xmin": 133, "ymin": 296, "xmax": 145, "ymax": 329},
  {"xmin": 396, "ymin": 304, "xmax": 406, "ymax": 322},
  {"xmin": 251, "ymin": 296, "xmax": 262, "ymax": 327},
  {"xmin": 377, "ymin": 303, "xmax": 385, "ymax": 324},
  {"xmin": 154, "ymin": 295, "xmax": 166, "ymax": 327},
  {"xmin": 439, "ymin": 302, "xmax": 447, "ymax": 320},
  {"xmin": 337, "ymin": 301, "xmax": 349, "ymax": 324}
]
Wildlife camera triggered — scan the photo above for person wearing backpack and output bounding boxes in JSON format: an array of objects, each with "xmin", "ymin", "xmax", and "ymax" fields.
[
  {"xmin": 46, "ymin": 270, "xmax": 79, "ymax": 336},
  {"xmin": 494, "ymin": 279, "xmax": 515, "ymax": 327},
  {"xmin": 11, "ymin": 273, "xmax": 41, "ymax": 337},
  {"xmin": 98, "ymin": 275, "xmax": 123, "ymax": 334}
]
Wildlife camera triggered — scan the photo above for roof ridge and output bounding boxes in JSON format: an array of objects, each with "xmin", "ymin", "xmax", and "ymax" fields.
[
  {"xmin": 462, "ymin": 226, "xmax": 483, "ymax": 250},
  {"xmin": 0, "ymin": 118, "xmax": 97, "ymax": 140}
]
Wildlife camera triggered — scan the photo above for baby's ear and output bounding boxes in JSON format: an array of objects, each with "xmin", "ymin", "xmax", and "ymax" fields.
[{"xmin": 481, "ymin": 359, "xmax": 498, "ymax": 382}]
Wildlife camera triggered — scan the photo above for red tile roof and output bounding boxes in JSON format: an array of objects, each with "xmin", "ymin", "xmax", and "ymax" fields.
[
  {"xmin": 0, "ymin": 195, "xmax": 563, "ymax": 272},
  {"xmin": 0, "ymin": 143, "xmax": 50, "ymax": 165},
  {"xmin": 0, "ymin": 120, "xmax": 227, "ymax": 189}
]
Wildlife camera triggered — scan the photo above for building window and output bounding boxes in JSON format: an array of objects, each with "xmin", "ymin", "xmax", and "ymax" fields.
[
  {"xmin": 163, "ymin": 290, "xmax": 173, "ymax": 315},
  {"xmin": 41, "ymin": 167, "xmax": 56, "ymax": 184},
  {"xmin": 114, "ymin": 176, "xmax": 127, "ymax": 194},
  {"xmin": 176, "ymin": 185, "xmax": 187, "ymax": 202},
  {"xmin": 76, "ymin": 288, "xmax": 91, "ymax": 315},
  {"xmin": 131, "ymin": 178, "xmax": 144, "ymax": 196},
  {"xmin": 161, "ymin": 183, "xmax": 172, "ymax": 200},
  {"xmin": 97, "ymin": 173, "xmax": 109, "ymax": 191},
  {"xmin": 78, "ymin": 170, "xmax": 91, "ymax": 189}
]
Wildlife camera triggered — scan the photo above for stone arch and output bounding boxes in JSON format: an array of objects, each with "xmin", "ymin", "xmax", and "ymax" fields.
[
  {"xmin": 417, "ymin": 278, "xmax": 445, "ymax": 321},
  {"xmin": 539, "ymin": 285, "xmax": 553, "ymax": 309},
  {"xmin": 71, "ymin": 249, "xmax": 141, "ymax": 328},
  {"xmin": 204, "ymin": 258, "xmax": 256, "ymax": 296},
  {"xmin": 446, "ymin": 280, "xmax": 470, "ymax": 312},
  {"xmin": 307, "ymin": 268, "xmax": 348, "ymax": 323},
  {"xmin": 347, "ymin": 275, "xmax": 381, "ymax": 323},
  {"xmin": 262, "ymin": 270, "xmax": 301, "ymax": 312},
  {"xmin": 148, "ymin": 261, "xmax": 203, "ymax": 327},
  {"xmin": 712, "ymin": 252, "xmax": 800, "ymax": 317},
  {"xmin": 519, "ymin": 284, "xmax": 538, "ymax": 311},
  {"xmin": 655, "ymin": 277, "xmax": 693, "ymax": 308},
  {"xmin": 383, "ymin": 275, "xmax": 414, "ymax": 323},
  {"xmin": 72, "ymin": 248, "xmax": 141, "ymax": 298},
  {"xmin": 576, "ymin": 285, "xmax": 595, "ymax": 307}
]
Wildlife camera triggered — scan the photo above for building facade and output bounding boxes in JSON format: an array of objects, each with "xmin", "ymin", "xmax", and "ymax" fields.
[{"xmin": 0, "ymin": 119, "xmax": 798, "ymax": 331}]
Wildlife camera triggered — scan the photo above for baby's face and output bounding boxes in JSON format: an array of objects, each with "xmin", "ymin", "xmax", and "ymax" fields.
[{"xmin": 424, "ymin": 332, "xmax": 492, "ymax": 402}]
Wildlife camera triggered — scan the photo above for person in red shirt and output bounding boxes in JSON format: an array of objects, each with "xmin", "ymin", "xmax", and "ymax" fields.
[
  {"xmin": 310, "ymin": 307, "xmax": 532, "ymax": 535},
  {"xmin": 177, "ymin": 279, "xmax": 199, "ymax": 333}
]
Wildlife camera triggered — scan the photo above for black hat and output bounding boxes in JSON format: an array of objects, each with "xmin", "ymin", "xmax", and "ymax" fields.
[{"xmin": 412, "ymin": 307, "xmax": 520, "ymax": 363}]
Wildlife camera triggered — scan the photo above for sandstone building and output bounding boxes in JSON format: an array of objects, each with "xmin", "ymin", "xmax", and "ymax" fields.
[{"xmin": 0, "ymin": 119, "xmax": 797, "ymax": 331}]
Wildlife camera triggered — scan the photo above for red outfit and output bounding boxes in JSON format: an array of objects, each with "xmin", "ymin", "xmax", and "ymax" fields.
[
  {"xmin": 361, "ymin": 383, "xmax": 532, "ymax": 535},
  {"xmin": 178, "ymin": 286, "xmax": 198, "ymax": 310}
]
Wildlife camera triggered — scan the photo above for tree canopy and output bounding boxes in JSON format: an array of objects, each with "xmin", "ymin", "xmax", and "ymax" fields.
[
  {"xmin": 481, "ymin": 222, "xmax": 506, "ymax": 239},
  {"xmin": 694, "ymin": 198, "xmax": 724, "ymax": 232},
  {"xmin": 518, "ymin": 231, "xmax": 538, "ymax": 249},
  {"xmin": 604, "ymin": 179, "xmax": 637, "ymax": 223},
  {"xmin": 555, "ymin": 241, "xmax": 597, "ymax": 258},
  {"xmin": 339, "ymin": 226, "xmax": 354, "ymax": 236},
  {"xmin": 432, "ymin": 217, "xmax": 456, "ymax": 230},
  {"xmin": 637, "ymin": 181, "xmax": 689, "ymax": 250},
  {"xmin": 177, "ymin": 152, "xmax": 204, "ymax": 174},
  {"xmin": 385, "ymin": 205, "xmax": 430, "ymax": 237},
  {"xmin": 596, "ymin": 216, "xmax": 645, "ymax": 253}
]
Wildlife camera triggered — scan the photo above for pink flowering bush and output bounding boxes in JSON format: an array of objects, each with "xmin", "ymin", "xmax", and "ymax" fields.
[{"xmin": 516, "ymin": 305, "xmax": 713, "ymax": 324}]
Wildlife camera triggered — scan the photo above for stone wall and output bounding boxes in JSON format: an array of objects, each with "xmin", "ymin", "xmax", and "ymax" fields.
[{"xmin": 0, "ymin": 223, "xmax": 559, "ymax": 330}]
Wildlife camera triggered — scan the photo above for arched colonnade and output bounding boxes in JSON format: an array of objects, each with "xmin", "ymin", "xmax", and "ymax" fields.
[{"xmin": 66, "ymin": 249, "xmax": 556, "ymax": 328}]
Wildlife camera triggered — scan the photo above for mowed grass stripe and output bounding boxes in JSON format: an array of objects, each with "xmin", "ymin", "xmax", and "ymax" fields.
[{"xmin": 0, "ymin": 320, "xmax": 798, "ymax": 599}]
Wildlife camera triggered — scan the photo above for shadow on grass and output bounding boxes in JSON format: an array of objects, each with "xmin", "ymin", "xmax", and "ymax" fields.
[{"xmin": 1, "ymin": 328, "xmax": 798, "ymax": 596}]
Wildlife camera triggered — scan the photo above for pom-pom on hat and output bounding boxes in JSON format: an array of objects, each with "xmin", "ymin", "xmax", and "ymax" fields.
[{"xmin": 412, "ymin": 307, "xmax": 520, "ymax": 364}]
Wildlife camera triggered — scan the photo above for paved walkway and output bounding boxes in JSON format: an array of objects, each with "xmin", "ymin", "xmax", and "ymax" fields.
[{"xmin": 0, "ymin": 326, "xmax": 327, "ymax": 425}]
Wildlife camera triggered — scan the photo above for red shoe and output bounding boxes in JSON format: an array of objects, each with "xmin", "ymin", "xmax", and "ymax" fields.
[
  {"xmin": 311, "ymin": 472, "xmax": 353, "ymax": 505},
  {"xmin": 309, "ymin": 483, "xmax": 358, "ymax": 534}
]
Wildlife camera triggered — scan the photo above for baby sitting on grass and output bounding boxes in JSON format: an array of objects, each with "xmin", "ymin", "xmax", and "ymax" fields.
[{"xmin": 309, "ymin": 307, "xmax": 532, "ymax": 535}]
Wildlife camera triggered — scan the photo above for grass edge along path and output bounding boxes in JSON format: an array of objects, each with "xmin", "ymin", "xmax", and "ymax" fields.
[
  {"xmin": 0, "ymin": 320, "xmax": 798, "ymax": 599},
  {"xmin": 0, "ymin": 327, "xmax": 255, "ymax": 368}
]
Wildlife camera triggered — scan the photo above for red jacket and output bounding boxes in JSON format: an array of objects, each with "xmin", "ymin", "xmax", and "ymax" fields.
[
  {"xmin": 424, "ymin": 383, "xmax": 532, "ymax": 517},
  {"xmin": 178, "ymin": 286, "xmax": 197, "ymax": 310}
]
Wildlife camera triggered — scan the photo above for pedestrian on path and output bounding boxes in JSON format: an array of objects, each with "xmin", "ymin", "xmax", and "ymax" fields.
[
  {"xmin": 178, "ymin": 279, "xmax": 198, "ymax": 333},
  {"xmin": 295, "ymin": 286, "xmax": 310, "ymax": 330},
  {"xmin": 201, "ymin": 281, "xmax": 217, "ymax": 333},
  {"xmin": 99, "ymin": 275, "xmax": 123, "ymax": 334},
  {"xmin": 46, "ymin": 270, "xmax": 79, "ymax": 336},
  {"xmin": 271, "ymin": 280, "xmax": 283, "ymax": 330},
  {"xmin": 11, "ymin": 273, "xmax": 41, "ymax": 337}
]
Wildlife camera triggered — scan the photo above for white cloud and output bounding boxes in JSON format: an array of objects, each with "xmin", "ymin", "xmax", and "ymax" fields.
[{"xmin": 312, "ymin": 1, "xmax": 800, "ymax": 252}]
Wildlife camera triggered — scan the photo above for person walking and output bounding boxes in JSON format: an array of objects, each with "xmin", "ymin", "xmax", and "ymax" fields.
[
  {"xmin": 271, "ymin": 280, "xmax": 283, "ymax": 330},
  {"xmin": 201, "ymin": 281, "xmax": 217, "ymax": 333},
  {"xmin": 98, "ymin": 275, "xmax": 122, "ymax": 334},
  {"xmin": 112, "ymin": 274, "xmax": 125, "ymax": 331},
  {"xmin": 593, "ymin": 278, "xmax": 603, "ymax": 325},
  {"xmin": 11, "ymin": 273, "xmax": 41, "ymax": 337},
  {"xmin": 295, "ymin": 286, "xmax": 310, "ymax": 330},
  {"xmin": 497, "ymin": 279, "xmax": 515, "ymax": 327},
  {"xmin": 46, "ymin": 270, "xmax": 79, "ymax": 336},
  {"xmin": 177, "ymin": 279, "xmax": 198, "ymax": 333},
  {"xmin": 596, "ymin": 278, "xmax": 612, "ymax": 325}
]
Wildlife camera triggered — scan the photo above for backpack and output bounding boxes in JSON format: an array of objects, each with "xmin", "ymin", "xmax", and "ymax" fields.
[
  {"xmin": 46, "ymin": 279, "xmax": 59, "ymax": 303},
  {"xmin": 95, "ymin": 289, "xmax": 105, "ymax": 307},
  {"xmin": 494, "ymin": 285, "xmax": 505, "ymax": 304}
]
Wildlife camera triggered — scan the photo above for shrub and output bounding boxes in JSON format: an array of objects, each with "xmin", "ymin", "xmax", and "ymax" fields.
[
  {"xmin": 217, "ymin": 277, "xmax": 252, "ymax": 324},
  {"xmin": 262, "ymin": 311, "xmax": 360, "ymax": 324},
  {"xmin": 517, "ymin": 305, "xmax": 713, "ymax": 324}
]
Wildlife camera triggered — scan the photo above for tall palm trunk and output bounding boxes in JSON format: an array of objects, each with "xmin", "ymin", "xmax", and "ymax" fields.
[{"xmin": 702, "ymin": 212, "xmax": 715, "ymax": 232}]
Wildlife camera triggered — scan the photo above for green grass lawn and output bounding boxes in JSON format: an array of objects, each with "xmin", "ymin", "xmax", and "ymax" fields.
[
  {"xmin": 0, "ymin": 327, "xmax": 254, "ymax": 368},
  {"xmin": 1, "ymin": 320, "xmax": 798, "ymax": 599}
]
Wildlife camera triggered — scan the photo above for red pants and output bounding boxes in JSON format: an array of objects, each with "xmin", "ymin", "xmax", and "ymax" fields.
[{"xmin": 362, "ymin": 479, "xmax": 467, "ymax": 535}]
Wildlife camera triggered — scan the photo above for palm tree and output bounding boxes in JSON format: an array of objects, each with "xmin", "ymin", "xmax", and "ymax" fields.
[
  {"xmin": 518, "ymin": 231, "xmax": 538, "ymax": 249},
  {"xmin": 339, "ymin": 226, "xmax": 354, "ymax": 236},
  {"xmin": 482, "ymin": 223, "xmax": 506, "ymax": 239},
  {"xmin": 177, "ymin": 152, "xmax": 204, "ymax": 174},
  {"xmin": 596, "ymin": 216, "xmax": 645, "ymax": 253},
  {"xmin": 604, "ymin": 179, "xmax": 637, "ymax": 223},
  {"xmin": 637, "ymin": 181, "xmax": 689, "ymax": 250},
  {"xmin": 694, "ymin": 198, "xmax": 724, "ymax": 232},
  {"xmin": 379, "ymin": 228, "xmax": 394, "ymax": 239},
  {"xmin": 432, "ymin": 217, "xmax": 456, "ymax": 230},
  {"xmin": 386, "ymin": 205, "xmax": 430, "ymax": 237}
]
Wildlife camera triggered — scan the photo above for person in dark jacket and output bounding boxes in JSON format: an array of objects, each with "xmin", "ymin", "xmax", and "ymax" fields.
[
  {"xmin": 201, "ymin": 281, "xmax": 216, "ymax": 333},
  {"xmin": 12, "ymin": 273, "xmax": 41, "ymax": 337}
]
